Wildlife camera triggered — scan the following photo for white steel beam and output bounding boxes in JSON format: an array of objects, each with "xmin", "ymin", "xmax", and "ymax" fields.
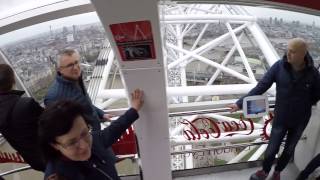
[
  {"xmin": 101, "ymin": 47, "xmax": 115, "ymax": 91},
  {"xmin": 225, "ymin": 22, "xmax": 256, "ymax": 83},
  {"xmin": 91, "ymin": 1, "xmax": 172, "ymax": 180},
  {"xmin": 179, "ymin": 4, "xmax": 217, "ymax": 14},
  {"xmin": 247, "ymin": 23, "xmax": 280, "ymax": 66},
  {"xmin": 167, "ymin": 23, "xmax": 248, "ymax": 69},
  {"xmin": 248, "ymin": 144, "xmax": 268, "ymax": 161},
  {"xmin": 195, "ymin": 32, "xmax": 245, "ymax": 102},
  {"xmin": 191, "ymin": 23, "xmax": 209, "ymax": 51},
  {"xmin": 99, "ymin": 98, "xmax": 120, "ymax": 110},
  {"xmin": 97, "ymin": 84, "xmax": 259, "ymax": 99},
  {"xmin": 167, "ymin": 43, "xmax": 252, "ymax": 83},
  {"xmin": 163, "ymin": 14, "xmax": 256, "ymax": 22}
]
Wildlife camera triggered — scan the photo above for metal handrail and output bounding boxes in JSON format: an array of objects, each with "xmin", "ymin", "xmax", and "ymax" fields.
[
  {"xmin": 170, "ymin": 140, "xmax": 270, "ymax": 155},
  {"xmin": 0, "ymin": 136, "xmax": 307, "ymax": 177},
  {"xmin": 171, "ymin": 135, "xmax": 307, "ymax": 155},
  {"xmin": 0, "ymin": 166, "xmax": 31, "ymax": 177},
  {"xmin": 169, "ymin": 107, "xmax": 232, "ymax": 117},
  {"xmin": 169, "ymin": 104, "xmax": 275, "ymax": 117}
]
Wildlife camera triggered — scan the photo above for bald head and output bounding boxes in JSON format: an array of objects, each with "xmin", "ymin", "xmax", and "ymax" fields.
[
  {"xmin": 288, "ymin": 38, "xmax": 307, "ymax": 54},
  {"xmin": 287, "ymin": 38, "xmax": 308, "ymax": 70}
]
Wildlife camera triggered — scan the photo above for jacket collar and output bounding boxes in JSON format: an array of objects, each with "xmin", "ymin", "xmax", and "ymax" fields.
[
  {"xmin": 56, "ymin": 73, "xmax": 79, "ymax": 85},
  {"xmin": 0, "ymin": 90, "xmax": 24, "ymax": 96},
  {"xmin": 56, "ymin": 73, "xmax": 86, "ymax": 94}
]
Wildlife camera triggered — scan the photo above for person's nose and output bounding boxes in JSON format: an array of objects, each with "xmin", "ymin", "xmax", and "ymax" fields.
[
  {"xmin": 73, "ymin": 63, "xmax": 80, "ymax": 69},
  {"xmin": 78, "ymin": 138, "xmax": 89, "ymax": 149},
  {"xmin": 72, "ymin": 64, "xmax": 81, "ymax": 72},
  {"xmin": 287, "ymin": 52, "xmax": 291, "ymax": 59}
]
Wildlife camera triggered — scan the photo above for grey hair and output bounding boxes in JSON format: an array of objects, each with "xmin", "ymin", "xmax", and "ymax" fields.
[{"xmin": 56, "ymin": 49, "xmax": 80, "ymax": 68}]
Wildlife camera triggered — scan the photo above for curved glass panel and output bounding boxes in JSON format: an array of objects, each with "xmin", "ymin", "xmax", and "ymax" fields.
[
  {"xmin": 0, "ymin": 11, "xmax": 135, "ymax": 177},
  {"xmin": 0, "ymin": 12, "xmax": 104, "ymax": 101},
  {"xmin": 159, "ymin": 3, "xmax": 320, "ymax": 172},
  {"xmin": 246, "ymin": 6, "xmax": 320, "ymax": 67},
  {"xmin": 0, "ymin": 0, "xmax": 68, "ymax": 19}
]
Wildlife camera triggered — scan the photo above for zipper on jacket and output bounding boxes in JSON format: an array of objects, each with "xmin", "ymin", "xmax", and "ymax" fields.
[{"xmin": 92, "ymin": 163, "xmax": 113, "ymax": 180}]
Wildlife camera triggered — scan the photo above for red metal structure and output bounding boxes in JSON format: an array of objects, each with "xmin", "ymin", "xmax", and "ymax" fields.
[
  {"xmin": 111, "ymin": 126, "xmax": 137, "ymax": 156},
  {"xmin": 269, "ymin": 0, "xmax": 320, "ymax": 11}
]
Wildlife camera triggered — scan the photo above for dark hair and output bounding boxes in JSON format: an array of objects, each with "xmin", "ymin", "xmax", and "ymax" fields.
[
  {"xmin": 0, "ymin": 64, "xmax": 15, "ymax": 92},
  {"xmin": 38, "ymin": 100, "xmax": 90, "ymax": 161}
]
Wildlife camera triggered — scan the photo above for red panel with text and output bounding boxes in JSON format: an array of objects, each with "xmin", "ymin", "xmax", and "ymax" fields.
[{"xmin": 110, "ymin": 20, "xmax": 156, "ymax": 61}]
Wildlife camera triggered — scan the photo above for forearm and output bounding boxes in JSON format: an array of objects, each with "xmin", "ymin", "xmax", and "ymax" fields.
[{"xmin": 99, "ymin": 108, "xmax": 139, "ymax": 147}]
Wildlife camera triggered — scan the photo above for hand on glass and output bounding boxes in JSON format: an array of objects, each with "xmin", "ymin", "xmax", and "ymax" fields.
[{"xmin": 131, "ymin": 89, "xmax": 144, "ymax": 111}]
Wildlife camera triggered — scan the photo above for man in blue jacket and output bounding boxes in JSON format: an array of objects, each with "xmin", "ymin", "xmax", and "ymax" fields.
[
  {"xmin": 228, "ymin": 38, "xmax": 320, "ymax": 180},
  {"xmin": 45, "ymin": 49, "xmax": 117, "ymax": 169},
  {"xmin": 45, "ymin": 49, "xmax": 110, "ymax": 131}
]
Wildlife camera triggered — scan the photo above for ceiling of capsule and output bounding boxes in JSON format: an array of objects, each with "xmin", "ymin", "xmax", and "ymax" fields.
[
  {"xmin": 1, "ymin": 0, "xmax": 319, "ymax": 18},
  {"xmin": 0, "ymin": 0, "xmax": 319, "ymax": 20},
  {"xmin": 268, "ymin": 0, "xmax": 320, "ymax": 12},
  {"xmin": 0, "ymin": 0, "xmax": 319, "ymax": 38},
  {"xmin": 0, "ymin": 0, "xmax": 67, "ymax": 19}
]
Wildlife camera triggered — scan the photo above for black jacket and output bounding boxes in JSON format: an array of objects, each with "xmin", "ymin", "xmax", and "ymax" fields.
[
  {"xmin": 237, "ymin": 53, "xmax": 320, "ymax": 127},
  {"xmin": 0, "ymin": 90, "xmax": 45, "ymax": 171},
  {"xmin": 44, "ymin": 108, "xmax": 139, "ymax": 180}
]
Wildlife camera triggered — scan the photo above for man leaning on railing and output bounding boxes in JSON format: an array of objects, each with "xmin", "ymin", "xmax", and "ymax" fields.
[{"xmin": 228, "ymin": 38, "xmax": 320, "ymax": 180}]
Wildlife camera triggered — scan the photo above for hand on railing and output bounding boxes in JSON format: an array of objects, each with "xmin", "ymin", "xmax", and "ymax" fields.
[{"xmin": 227, "ymin": 103, "xmax": 240, "ymax": 113}]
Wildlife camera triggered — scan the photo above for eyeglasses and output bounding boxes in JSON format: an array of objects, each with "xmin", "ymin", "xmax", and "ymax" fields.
[
  {"xmin": 57, "ymin": 128, "xmax": 92, "ymax": 150},
  {"xmin": 60, "ymin": 60, "xmax": 80, "ymax": 69}
]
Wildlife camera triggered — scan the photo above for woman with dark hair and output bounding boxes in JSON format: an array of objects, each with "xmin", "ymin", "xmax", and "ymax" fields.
[{"xmin": 39, "ymin": 89, "xmax": 144, "ymax": 180}]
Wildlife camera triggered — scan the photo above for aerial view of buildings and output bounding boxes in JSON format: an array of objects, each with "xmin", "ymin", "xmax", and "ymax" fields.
[{"xmin": 1, "ymin": 23, "xmax": 107, "ymax": 101}]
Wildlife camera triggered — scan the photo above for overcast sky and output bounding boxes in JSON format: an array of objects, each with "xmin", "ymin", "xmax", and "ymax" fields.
[
  {"xmin": 245, "ymin": 6, "xmax": 320, "ymax": 25},
  {"xmin": 0, "ymin": 12, "xmax": 99, "ymax": 45},
  {"xmin": 0, "ymin": 3, "xmax": 320, "ymax": 45}
]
